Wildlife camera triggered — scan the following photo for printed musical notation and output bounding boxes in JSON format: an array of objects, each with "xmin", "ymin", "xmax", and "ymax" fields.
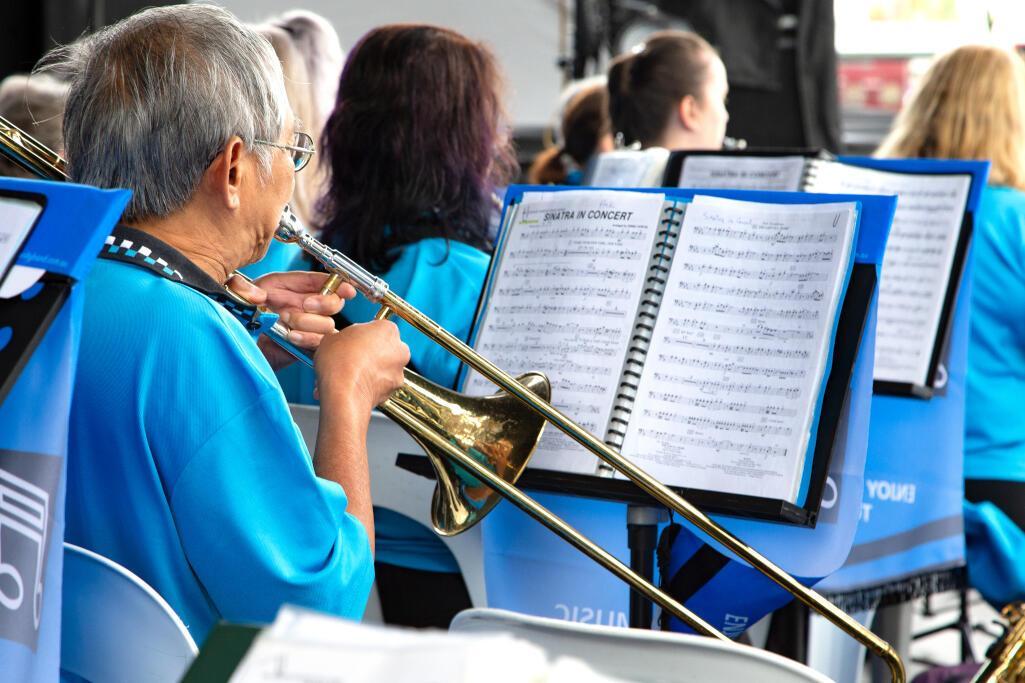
[
  {"xmin": 620, "ymin": 196, "xmax": 857, "ymax": 502},
  {"xmin": 686, "ymin": 243, "xmax": 835, "ymax": 263},
  {"xmin": 807, "ymin": 163, "xmax": 971, "ymax": 386},
  {"xmin": 465, "ymin": 189, "xmax": 667, "ymax": 474}
]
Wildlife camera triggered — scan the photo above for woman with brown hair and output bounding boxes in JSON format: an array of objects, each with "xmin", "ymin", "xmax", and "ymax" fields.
[
  {"xmin": 606, "ymin": 30, "xmax": 729, "ymax": 151},
  {"xmin": 528, "ymin": 78, "xmax": 613, "ymax": 185},
  {"xmin": 880, "ymin": 45, "xmax": 1025, "ymax": 539},
  {"xmin": 291, "ymin": 24, "xmax": 516, "ymax": 628}
]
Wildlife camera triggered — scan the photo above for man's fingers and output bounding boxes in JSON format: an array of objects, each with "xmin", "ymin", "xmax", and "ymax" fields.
[
  {"xmin": 286, "ymin": 330, "xmax": 324, "ymax": 349},
  {"xmin": 302, "ymin": 293, "xmax": 344, "ymax": 315},
  {"xmin": 281, "ymin": 310, "xmax": 337, "ymax": 336},
  {"xmin": 226, "ymin": 273, "xmax": 268, "ymax": 305}
]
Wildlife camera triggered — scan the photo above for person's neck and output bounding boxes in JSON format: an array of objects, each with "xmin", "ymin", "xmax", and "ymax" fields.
[
  {"xmin": 652, "ymin": 127, "xmax": 710, "ymax": 152},
  {"xmin": 129, "ymin": 205, "xmax": 240, "ymax": 284}
]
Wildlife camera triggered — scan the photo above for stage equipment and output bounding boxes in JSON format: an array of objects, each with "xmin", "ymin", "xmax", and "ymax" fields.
[{"xmin": 0, "ymin": 116, "xmax": 905, "ymax": 682}]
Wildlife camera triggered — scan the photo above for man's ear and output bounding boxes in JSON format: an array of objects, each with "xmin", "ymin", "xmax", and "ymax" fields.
[
  {"xmin": 677, "ymin": 94, "xmax": 701, "ymax": 132},
  {"xmin": 203, "ymin": 136, "xmax": 246, "ymax": 211}
]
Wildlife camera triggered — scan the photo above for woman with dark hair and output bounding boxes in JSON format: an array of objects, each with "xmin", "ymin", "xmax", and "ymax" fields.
[
  {"xmin": 292, "ymin": 24, "xmax": 515, "ymax": 628},
  {"xmin": 318, "ymin": 24, "xmax": 514, "ymax": 387},
  {"xmin": 607, "ymin": 30, "xmax": 729, "ymax": 151},
  {"xmin": 528, "ymin": 77, "xmax": 613, "ymax": 185}
]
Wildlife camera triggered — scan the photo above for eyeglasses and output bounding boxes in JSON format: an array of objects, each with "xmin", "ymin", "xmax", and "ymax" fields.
[{"xmin": 254, "ymin": 131, "xmax": 316, "ymax": 172}]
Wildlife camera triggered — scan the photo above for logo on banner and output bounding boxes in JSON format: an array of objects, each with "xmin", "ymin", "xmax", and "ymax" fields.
[
  {"xmin": 554, "ymin": 603, "xmax": 628, "ymax": 627},
  {"xmin": 723, "ymin": 613, "xmax": 750, "ymax": 638},
  {"xmin": 0, "ymin": 450, "xmax": 60, "ymax": 651}
]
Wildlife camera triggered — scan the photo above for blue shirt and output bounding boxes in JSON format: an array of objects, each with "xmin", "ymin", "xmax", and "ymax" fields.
[
  {"xmin": 965, "ymin": 185, "xmax": 1025, "ymax": 480},
  {"xmin": 67, "ymin": 236, "xmax": 373, "ymax": 643},
  {"xmin": 279, "ymin": 237, "xmax": 490, "ymax": 573}
]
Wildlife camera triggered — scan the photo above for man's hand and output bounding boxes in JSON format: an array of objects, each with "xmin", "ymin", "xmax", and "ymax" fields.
[
  {"xmin": 226, "ymin": 271, "xmax": 356, "ymax": 371},
  {"xmin": 312, "ymin": 321, "xmax": 409, "ymax": 552},
  {"xmin": 314, "ymin": 321, "xmax": 410, "ymax": 411}
]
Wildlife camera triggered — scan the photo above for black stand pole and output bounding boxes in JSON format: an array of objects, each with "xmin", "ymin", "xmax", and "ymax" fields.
[{"xmin": 627, "ymin": 505, "xmax": 665, "ymax": 629}]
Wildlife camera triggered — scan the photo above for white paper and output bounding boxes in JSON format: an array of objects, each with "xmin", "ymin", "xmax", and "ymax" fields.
[
  {"xmin": 587, "ymin": 149, "xmax": 670, "ymax": 188},
  {"xmin": 0, "ymin": 196, "xmax": 44, "ymax": 286},
  {"xmin": 678, "ymin": 155, "xmax": 807, "ymax": 191},
  {"xmin": 621, "ymin": 196, "xmax": 857, "ymax": 502},
  {"xmin": 465, "ymin": 190, "xmax": 666, "ymax": 474},
  {"xmin": 0, "ymin": 266, "xmax": 45, "ymax": 299},
  {"xmin": 807, "ymin": 163, "xmax": 971, "ymax": 386},
  {"xmin": 230, "ymin": 606, "xmax": 627, "ymax": 683}
]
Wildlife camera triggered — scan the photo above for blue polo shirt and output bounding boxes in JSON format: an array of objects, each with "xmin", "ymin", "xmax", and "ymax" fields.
[
  {"xmin": 277, "ymin": 237, "xmax": 489, "ymax": 574},
  {"xmin": 67, "ymin": 227, "xmax": 373, "ymax": 643},
  {"xmin": 965, "ymin": 185, "xmax": 1025, "ymax": 481}
]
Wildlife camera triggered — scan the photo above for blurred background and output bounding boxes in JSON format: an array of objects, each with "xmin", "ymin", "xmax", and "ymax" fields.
[{"xmin": 3, "ymin": 0, "xmax": 1024, "ymax": 169}]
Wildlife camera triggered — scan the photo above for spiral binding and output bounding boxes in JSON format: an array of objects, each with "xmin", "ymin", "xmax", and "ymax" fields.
[{"xmin": 601, "ymin": 200, "xmax": 687, "ymax": 467}]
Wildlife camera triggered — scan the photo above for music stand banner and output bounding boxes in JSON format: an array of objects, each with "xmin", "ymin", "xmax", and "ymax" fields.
[
  {"xmin": 816, "ymin": 257, "xmax": 972, "ymax": 607},
  {"xmin": 0, "ymin": 177, "xmax": 129, "ymax": 682}
]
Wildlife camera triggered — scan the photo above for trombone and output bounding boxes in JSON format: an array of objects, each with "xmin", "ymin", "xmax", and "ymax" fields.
[{"xmin": 0, "ymin": 115, "xmax": 905, "ymax": 682}]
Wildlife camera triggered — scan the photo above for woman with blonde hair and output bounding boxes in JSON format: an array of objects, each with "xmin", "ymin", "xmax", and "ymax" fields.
[
  {"xmin": 880, "ymin": 45, "xmax": 1025, "ymax": 532},
  {"xmin": 243, "ymin": 10, "xmax": 344, "ymax": 276}
]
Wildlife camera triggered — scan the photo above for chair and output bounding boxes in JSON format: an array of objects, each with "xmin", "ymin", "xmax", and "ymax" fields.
[
  {"xmin": 289, "ymin": 405, "xmax": 488, "ymax": 615},
  {"xmin": 61, "ymin": 543, "xmax": 197, "ymax": 682},
  {"xmin": 450, "ymin": 608, "xmax": 835, "ymax": 683}
]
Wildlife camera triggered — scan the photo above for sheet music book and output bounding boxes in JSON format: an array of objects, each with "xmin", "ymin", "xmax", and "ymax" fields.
[
  {"xmin": 464, "ymin": 190, "xmax": 859, "ymax": 506},
  {"xmin": 670, "ymin": 151, "xmax": 973, "ymax": 395},
  {"xmin": 584, "ymin": 148, "xmax": 671, "ymax": 187}
]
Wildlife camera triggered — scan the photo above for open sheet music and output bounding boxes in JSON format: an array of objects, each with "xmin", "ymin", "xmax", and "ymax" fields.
[
  {"xmin": 673, "ymin": 152, "xmax": 973, "ymax": 392},
  {"xmin": 466, "ymin": 190, "xmax": 858, "ymax": 504}
]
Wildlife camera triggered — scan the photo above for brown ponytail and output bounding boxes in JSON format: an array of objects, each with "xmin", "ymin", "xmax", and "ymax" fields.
[
  {"xmin": 607, "ymin": 30, "xmax": 714, "ymax": 148},
  {"xmin": 528, "ymin": 83, "xmax": 611, "ymax": 184}
]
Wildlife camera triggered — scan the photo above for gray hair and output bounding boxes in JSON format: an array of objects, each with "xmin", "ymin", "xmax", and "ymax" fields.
[{"xmin": 40, "ymin": 4, "xmax": 290, "ymax": 222}]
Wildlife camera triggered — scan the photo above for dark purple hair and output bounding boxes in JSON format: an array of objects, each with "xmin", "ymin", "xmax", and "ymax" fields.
[{"xmin": 317, "ymin": 24, "xmax": 516, "ymax": 272}]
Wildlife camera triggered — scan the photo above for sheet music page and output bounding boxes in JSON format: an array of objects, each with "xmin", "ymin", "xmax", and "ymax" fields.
[
  {"xmin": 465, "ymin": 190, "xmax": 666, "ymax": 474},
  {"xmin": 588, "ymin": 149, "xmax": 669, "ymax": 187},
  {"xmin": 620, "ymin": 196, "xmax": 857, "ymax": 502},
  {"xmin": 807, "ymin": 163, "xmax": 971, "ymax": 386},
  {"xmin": 678, "ymin": 155, "xmax": 807, "ymax": 191}
]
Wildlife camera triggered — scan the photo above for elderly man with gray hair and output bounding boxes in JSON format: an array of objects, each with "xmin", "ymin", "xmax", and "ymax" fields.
[{"xmin": 53, "ymin": 4, "xmax": 409, "ymax": 642}]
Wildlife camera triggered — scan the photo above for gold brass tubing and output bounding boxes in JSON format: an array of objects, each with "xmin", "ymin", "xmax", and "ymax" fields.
[
  {"xmin": 380, "ymin": 395, "xmax": 727, "ymax": 640},
  {"xmin": 378, "ymin": 288, "xmax": 906, "ymax": 683},
  {"xmin": 0, "ymin": 116, "xmax": 68, "ymax": 180},
  {"xmin": 319, "ymin": 273, "xmax": 345, "ymax": 297}
]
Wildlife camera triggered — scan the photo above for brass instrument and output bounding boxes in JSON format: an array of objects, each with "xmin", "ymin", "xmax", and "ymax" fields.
[
  {"xmin": 973, "ymin": 603, "xmax": 1025, "ymax": 682},
  {"xmin": 0, "ymin": 115, "xmax": 906, "ymax": 682}
]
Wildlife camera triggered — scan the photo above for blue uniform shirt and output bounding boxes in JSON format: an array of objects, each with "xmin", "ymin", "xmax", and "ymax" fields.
[
  {"xmin": 278, "ymin": 237, "xmax": 490, "ymax": 573},
  {"xmin": 965, "ymin": 185, "xmax": 1025, "ymax": 481},
  {"xmin": 67, "ymin": 228, "xmax": 373, "ymax": 643}
]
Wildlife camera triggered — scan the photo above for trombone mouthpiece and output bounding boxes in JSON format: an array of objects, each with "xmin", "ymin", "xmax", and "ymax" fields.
[
  {"xmin": 273, "ymin": 204, "xmax": 390, "ymax": 302},
  {"xmin": 275, "ymin": 205, "xmax": 303, "ymax": 243}
]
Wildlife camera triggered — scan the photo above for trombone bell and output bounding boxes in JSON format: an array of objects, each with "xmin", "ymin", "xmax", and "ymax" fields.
[{"xmin": 387, "ymin": 370, "xmax": 551, "ymax": 536}]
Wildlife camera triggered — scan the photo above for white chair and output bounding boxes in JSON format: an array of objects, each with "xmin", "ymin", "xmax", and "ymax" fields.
[
  {"xmin": 450, "ymin": 608, "xmax": 835, "ymax": 683},
  {"xmin": 289, "ymin": 405, "xmax": 488, "ymax": 616},
  {"xmin": 61, "ymin": 543, "xmax": 197, "ymax": 682}
]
